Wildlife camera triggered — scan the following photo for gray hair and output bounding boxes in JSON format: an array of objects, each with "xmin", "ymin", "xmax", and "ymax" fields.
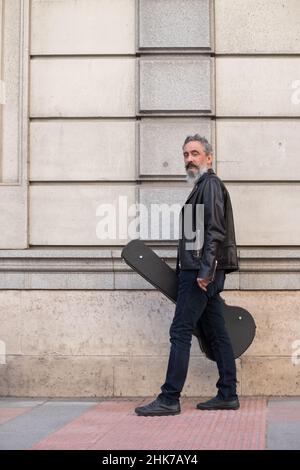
[{"xmin": 182, "ymin": 134, "xmax": 213, "ymax": 156}]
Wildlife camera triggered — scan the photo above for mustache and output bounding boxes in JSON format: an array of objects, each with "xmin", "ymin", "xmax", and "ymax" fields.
[{"xmin": 186, "ymin": 163, "xmax": 199, "ymax": 170}]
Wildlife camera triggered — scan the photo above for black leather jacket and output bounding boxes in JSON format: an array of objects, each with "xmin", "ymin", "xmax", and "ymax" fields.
[{"xmin": 176, "ymin": 168, "xmax": 239, "ymax": 279}]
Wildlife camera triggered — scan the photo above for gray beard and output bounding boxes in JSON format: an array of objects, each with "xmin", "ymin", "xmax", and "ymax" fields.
[{"xmin": 185, "ymin": 166, "xmax": 208, "ymax": 185}]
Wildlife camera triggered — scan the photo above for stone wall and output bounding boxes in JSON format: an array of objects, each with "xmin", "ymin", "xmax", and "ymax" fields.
[{"xmin": 0, "ymin": 0, "xmax": 299, "ymax": 397}]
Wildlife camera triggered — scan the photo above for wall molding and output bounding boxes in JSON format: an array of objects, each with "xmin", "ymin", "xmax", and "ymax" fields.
[{"xmin": 0, "ymin": 246, "xmax": 299, "ymax": 290}]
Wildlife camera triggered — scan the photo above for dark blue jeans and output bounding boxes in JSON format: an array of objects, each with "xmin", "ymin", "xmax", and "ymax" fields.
[{"xmin": 157, "ymin": 269, "xmax": 238, "ymax": 405}]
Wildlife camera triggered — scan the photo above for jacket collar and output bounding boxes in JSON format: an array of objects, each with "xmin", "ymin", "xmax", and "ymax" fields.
[
  {"xmin": 185, "ymin": 168, "xmax": 215, "ymax": 203},
  {"xmin": 196, "ymin": 167, "xmax": 214, "ymax": 185}
]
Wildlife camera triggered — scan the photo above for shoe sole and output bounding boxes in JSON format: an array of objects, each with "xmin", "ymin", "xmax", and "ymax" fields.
[
  {"xmin": 196, "ymin": 404, "xmax": 240, "ymax": 411},
  {"xmin": 135, "ymin": 410, "xmax": 181, "ymax": 417}
]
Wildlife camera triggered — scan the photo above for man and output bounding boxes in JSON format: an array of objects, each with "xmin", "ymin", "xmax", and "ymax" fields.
[{"xmin": 135, "ymin": 134, "xmax": 239, "ymax": 416}]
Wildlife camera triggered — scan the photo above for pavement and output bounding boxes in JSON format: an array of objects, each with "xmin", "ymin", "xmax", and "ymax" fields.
[{"xmin": 0, "ymin": 397, "xmax": 299, "ymax": 450}]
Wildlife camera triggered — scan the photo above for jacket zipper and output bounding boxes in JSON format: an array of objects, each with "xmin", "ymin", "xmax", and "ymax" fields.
[{"xmin": 211, "ymin": 259, "xmax": 218, "ymax": 282}]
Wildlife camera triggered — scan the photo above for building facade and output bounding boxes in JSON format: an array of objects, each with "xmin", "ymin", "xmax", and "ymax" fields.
[{"xmin": 0, "ymin": 0, "xmax": 300, "ymax": 397}]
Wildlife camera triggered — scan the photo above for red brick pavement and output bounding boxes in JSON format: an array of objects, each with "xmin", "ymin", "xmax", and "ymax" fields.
[{"xmin": 32, "ymin": 398, "xmax": 266, "ymax": 450}]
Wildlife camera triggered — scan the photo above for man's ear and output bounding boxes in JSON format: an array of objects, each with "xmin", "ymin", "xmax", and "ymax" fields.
[{"xmin": 207, "ymin": 154, "xmax": 213, "ymax": 165}]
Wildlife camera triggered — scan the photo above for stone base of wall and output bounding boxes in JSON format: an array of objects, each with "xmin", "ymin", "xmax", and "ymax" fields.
[{"xmin": 0, "ymin": 290, "xmax": 299, "ymax": 397}]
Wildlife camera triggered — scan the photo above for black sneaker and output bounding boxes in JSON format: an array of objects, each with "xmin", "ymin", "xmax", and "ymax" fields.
[
  {"xmin": 135, "ymin": 397, "xmax": 181, "ymax": 416},
  {"xmin": 196, "ymin": 395, "xmax": 240, "ymax": 410}
]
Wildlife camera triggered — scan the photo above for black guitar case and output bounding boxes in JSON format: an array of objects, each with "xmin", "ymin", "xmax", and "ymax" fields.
[{"xmin": 121, "ymin": 239, "xmax": 256, "ymax": 361}]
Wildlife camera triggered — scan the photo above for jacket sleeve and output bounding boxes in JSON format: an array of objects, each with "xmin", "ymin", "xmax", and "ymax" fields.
[{"xmin": 197, "ymin": 178, "xmax": 226, "ymax": 280}]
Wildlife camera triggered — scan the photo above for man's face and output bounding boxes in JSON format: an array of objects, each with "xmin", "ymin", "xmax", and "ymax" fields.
[{"xmin": 183, "ymin": 141, "xmax": 213, "ymax": 183}]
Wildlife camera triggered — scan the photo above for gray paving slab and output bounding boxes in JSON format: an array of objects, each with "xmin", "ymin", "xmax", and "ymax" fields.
[
  {"xmin": 0, "ymin": 398, "xmax": 46, "ymax": 408},
  {"xmin": 0, "ymin": 401, "xmax": 97, "ymax": 450},
  {"xmin": 268, "ymin": 398, "xmax": 300, "ymax": 406},
  {"xmin": 267, "ymin": 422, "xmax": 300, "ymax": 450}
]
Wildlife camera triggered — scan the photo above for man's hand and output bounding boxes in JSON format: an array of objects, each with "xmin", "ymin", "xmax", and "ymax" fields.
[{"xmin": 197, "ymin": 277, "xmax": 211, "ymax": 292}]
